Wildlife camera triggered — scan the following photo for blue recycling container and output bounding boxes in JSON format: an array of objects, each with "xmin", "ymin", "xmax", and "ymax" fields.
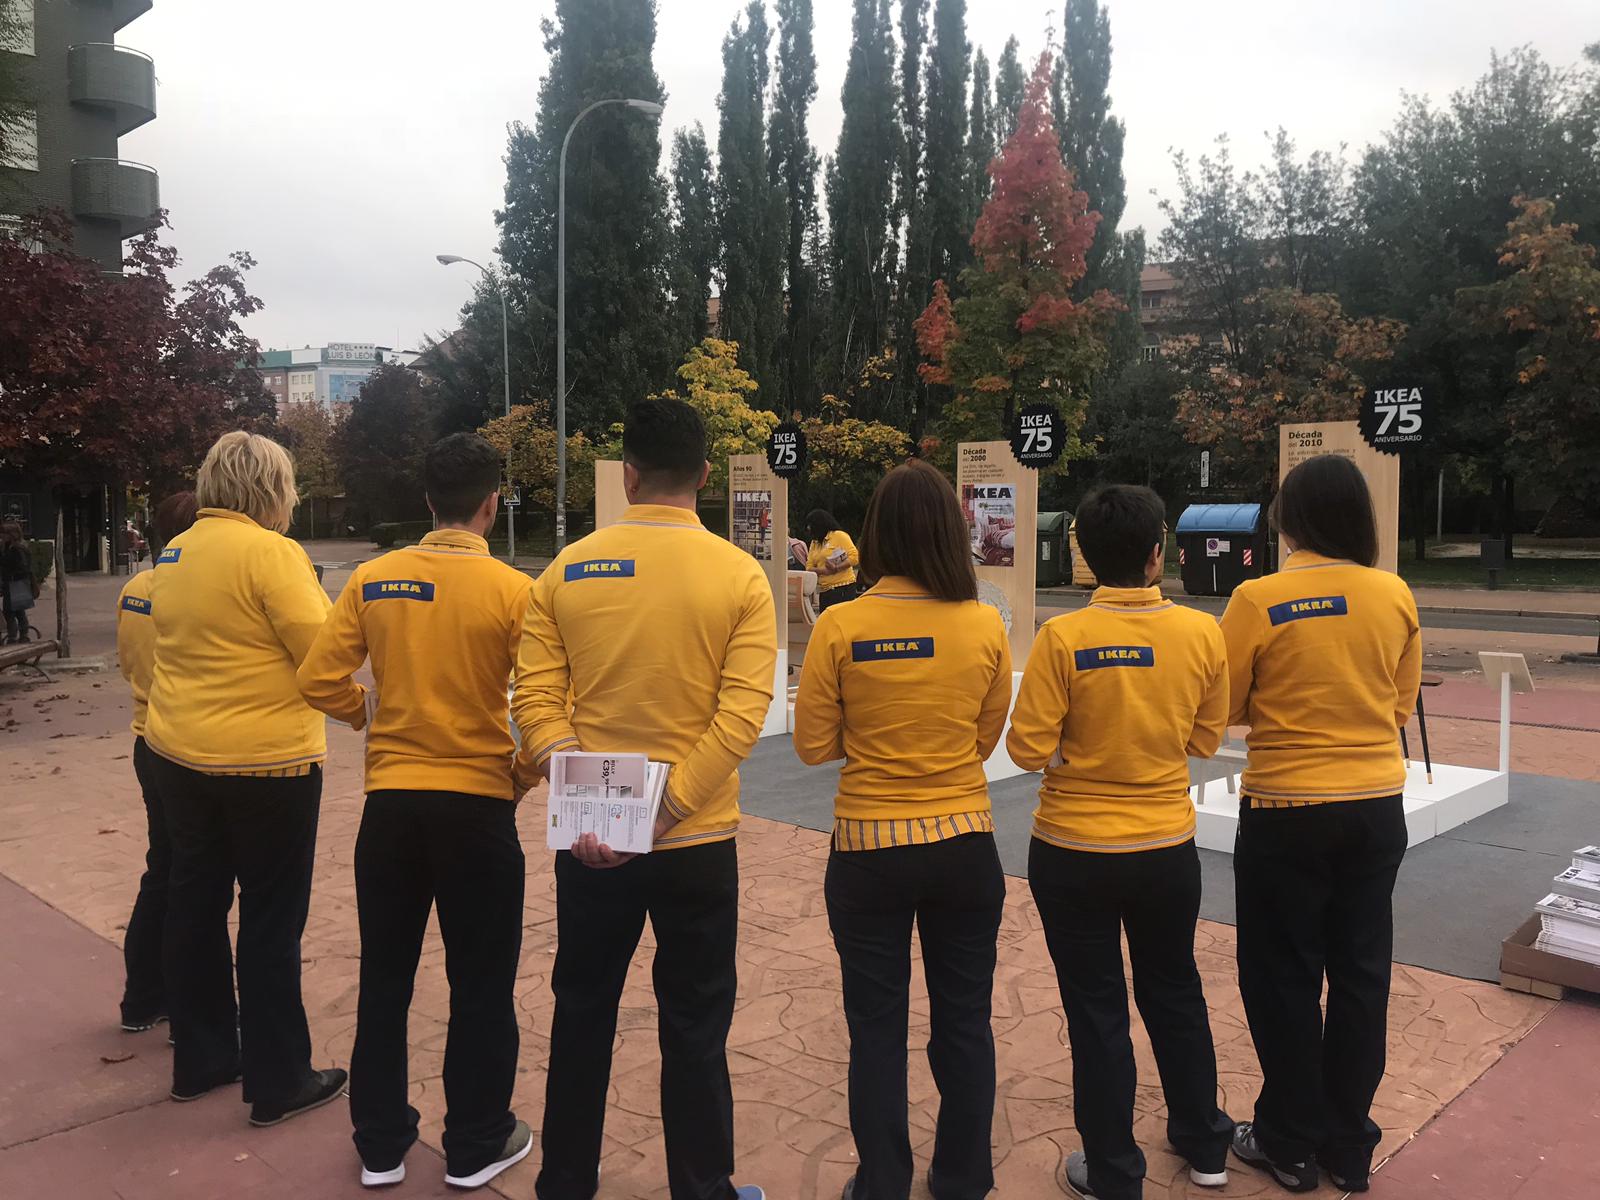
[{"xmin": 1175, "ymin": 503, "xmax": 1266, "ymax": 597}]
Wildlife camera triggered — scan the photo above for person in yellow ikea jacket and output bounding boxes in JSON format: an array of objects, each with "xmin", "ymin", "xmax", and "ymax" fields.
[
  {"xmin": 793, "ymin": 459, "xmax": 1010, "ymax": 1200},
  {"xmin": 297, "ymin": 433, "xmax": 536, "ymax": 1190},
  {"xmin": 113, "ymin": 490, "xmax": 197, "ymax": 1035},
  {"xmin": 512, "ymin": 398, "xmax": 775, "ymax": 1200},
  {"xmin": 144, "ymin": 431, "xmax": 347, "ymax": 1127},
  {"xmin": 805, "ymin": 508, "xmax": 861, "ymax": 609},
  {"xmin": 1007, "ymin": 484, "xmax": 1234, "ymax": 1200},
  {"xmin": 1219, "ymin": 454, "xmax": 1421, "ymax": 1195}
]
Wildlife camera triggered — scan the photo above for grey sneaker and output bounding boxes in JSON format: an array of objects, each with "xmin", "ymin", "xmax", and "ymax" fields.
[
  {"xmin": 1061, "ymin": 1150, "xmax": 1099, "ymax": 1198},
  {"xmin": 1232, "ymin": 1122, "xmax": 1317, "ymax": 1193},
  {"xmin": 444, "ymin": 1119, "xmax": 533, "ymax": 1190}
]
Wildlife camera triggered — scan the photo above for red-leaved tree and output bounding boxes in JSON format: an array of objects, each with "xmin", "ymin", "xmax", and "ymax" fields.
[
  {"xmin": 915, "ymin": 52, "xmax": 1119, "ymax": 468},
  {"xmin": 0, "ymin": 211, "xmax": 273, "ymax": 493}
]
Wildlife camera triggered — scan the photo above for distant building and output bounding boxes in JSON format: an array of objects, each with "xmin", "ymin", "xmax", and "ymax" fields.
[
  {"xmin": 0, "ymin": 0, "xmax": 162, "ymax": 574},
  {"xmin": 0, "ymin": 0, "xmax": 161, "ymax": 270},
  {"xmin": 1138, "ymin": 262, "xmax": 1182, "ymax": 361},
  {"xmin": 257, "ymin": 343, "xmax": 419, "ymax": 417}
]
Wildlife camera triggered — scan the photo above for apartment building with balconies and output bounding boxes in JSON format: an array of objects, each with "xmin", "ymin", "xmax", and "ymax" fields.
[{"xmin": 1, "ymin": 0, "xmax": 159, "ymax": 271}]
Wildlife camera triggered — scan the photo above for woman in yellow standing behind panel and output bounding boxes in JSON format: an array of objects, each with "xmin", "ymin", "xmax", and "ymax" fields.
[
  {"xmin": 794, "ymin": 460, "xmax": 1013, "ymax": 1200},
  {"xmin": 805, "ymin": 508, "xmax": 862, "ymax": 610},
  {"xmin": 145, "ymin": 432, "xmax": 349, "ymax": 1127},
  {"xmin": 1220, "ymin": 454, "xmax": 1421, "ymax": 1195}
]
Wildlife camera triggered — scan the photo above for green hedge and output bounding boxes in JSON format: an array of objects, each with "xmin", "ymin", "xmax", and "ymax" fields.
[
  {"xmin": 27, "ymin": 540, "xmax": 54, "ymax": 587},
  {"xmin": 369, "ymin": 520, "xmax": 435, "ymax": 549}
]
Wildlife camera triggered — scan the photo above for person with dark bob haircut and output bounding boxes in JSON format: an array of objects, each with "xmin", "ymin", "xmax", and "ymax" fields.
[
  {"xmin": 114, "ymin": 491, "xmax": 200, "ymax": 1034},
  {"xmin": 804, "ymin": 508, "xmax": 862, "ymax": 610},
  {"xmin": 1219, "ymin": 454, "xmax": 1422, "ymax": 1194},
  {"xmin": 793, "ymin": 460, "xmax": 1013, "ymax": 1200},
  {"xmin": 1008, "ymin": 484, "xmax": 1234, "ymax": 1200}
]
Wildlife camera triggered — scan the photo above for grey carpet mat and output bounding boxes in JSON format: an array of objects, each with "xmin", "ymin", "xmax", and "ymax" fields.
[{"xmin": 737, "ymin": 737, "xmax": 1598, "ymax": 982}]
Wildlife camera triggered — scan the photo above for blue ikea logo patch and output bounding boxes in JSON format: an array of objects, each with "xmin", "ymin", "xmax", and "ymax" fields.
[
  {"xmin": 1074, "ymin": 645, "xmax": 1155, "ymax": 670},
  {"xmin": 851, "ymin": 638, "xmax": 935, "ymax": 662},
  {"xmin": 361, "ymin": 580, "xmax": 436, "ymax": 602},
  {"xmin": 120, "ymin": 595, "xmax": 152, "ymax": 616},
  {"xmin": 156, "ymin": 548, "xmax": 181, "ymax": 565},
  {"xmin": 1268, "ymin": 595, "xmax": 1349, "ymax": 626},
  {"xmin": 564, "ymin": 559, "xmax": 636, "ymax": 582}
]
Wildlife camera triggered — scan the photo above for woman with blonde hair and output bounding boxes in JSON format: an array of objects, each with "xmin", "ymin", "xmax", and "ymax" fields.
[{"xmin": 146, "ymin": 431, "xmax": 352, "ymax": 1126}]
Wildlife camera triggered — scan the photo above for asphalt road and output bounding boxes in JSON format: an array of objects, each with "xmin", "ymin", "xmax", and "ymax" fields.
[{"xmin": 1036, "ymin": 589, "xmax": 1600, "ymax": 639}]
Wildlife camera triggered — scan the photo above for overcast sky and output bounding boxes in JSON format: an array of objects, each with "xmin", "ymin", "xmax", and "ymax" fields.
[{"xmin": 119, "ymin": 0, "xmax": 1594, "ymax": 352}]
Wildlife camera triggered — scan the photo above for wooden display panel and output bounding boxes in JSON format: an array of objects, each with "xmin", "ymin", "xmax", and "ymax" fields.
[
  {"xmin": 593, "ymin": 459, "xmax": 627, "ymax": 530},
  {"xmin": 956, "ymin": 441, "xmax": 1038, "ymax": 666},
  {"xmin": 727, "ymin": 454, "xmax": 788, "ymax": 652},
  {"xmin": 1278, "ymin": 421, "xmax": 1400, "ymax": 574}
]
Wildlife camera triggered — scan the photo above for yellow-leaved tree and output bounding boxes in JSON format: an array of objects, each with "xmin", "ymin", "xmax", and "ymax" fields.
[
  {"xmin": 643, "ymin": 338, "xmax": 778, "ymax": 491},
  {"xmin": 477, "ymin": 401, "xmax": 598, "ymax": 512}
]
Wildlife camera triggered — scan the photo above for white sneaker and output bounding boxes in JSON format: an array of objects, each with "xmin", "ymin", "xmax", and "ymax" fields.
[
  {"xmin": 360, "ymin": 1163, "xmax": 405, "ymax": 1188},
  {"xmin": 1189, "ymin": 1165, "xmax": 1229, "ymax": 1188},
  {"xmin": 445, "ymin": 1120, "xmax": 533, "ymax": 1190}
]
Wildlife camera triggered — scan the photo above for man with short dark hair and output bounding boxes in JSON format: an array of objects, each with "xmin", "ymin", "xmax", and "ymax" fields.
[
  {"xmin": 299, "ymin": 431, "xmax": 537, "ymax": 1191},
  {"xmin": 514, "ymin": 398, "xmax": 775, "ymax": 1200},
  {"xmin": 1007, "ymin": 484, "xmax": 1235, "ymax": 1200}
]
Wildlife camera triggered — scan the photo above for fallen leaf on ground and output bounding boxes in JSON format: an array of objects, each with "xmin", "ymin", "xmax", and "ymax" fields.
[{"xmin": 99, "ymin": 1051, "xmax": 134, "ymax": 1064}]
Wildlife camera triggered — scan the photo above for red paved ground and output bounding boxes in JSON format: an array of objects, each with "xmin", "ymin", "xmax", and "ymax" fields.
[{"xmin": 1370, "ymin": 999, "xmax": 1600, "ymax": 1199}]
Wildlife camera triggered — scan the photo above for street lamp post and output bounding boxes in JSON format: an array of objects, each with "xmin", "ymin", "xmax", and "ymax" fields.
[
  {"xmin": 437, "ymin": 254, "xmax": 515, "ymax": 563},
  {"xmin": 556, "ymin": 96, "xmax": 664, "ymax": 551}
]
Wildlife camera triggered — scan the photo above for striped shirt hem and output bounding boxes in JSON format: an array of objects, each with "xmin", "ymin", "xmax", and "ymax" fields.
[
  {"xmin": 653, "ymin": 824, "xmax": 738, "ymax": 849},
  {"xmin": 831, "ymin": 810, "xmax": 993, "ymax": 852},
  {"xmin": 197, "ymin": 763, "xmax": 317, "ymax": 779},
  {"xmin": 1243, "ymin": 781, "xmax": 1407, "ymax": 804},
  {"xmin": 148, "ymin": 744, "xmax": 326, "ymax": 774},
  {"xmin": 1030, "ymin": 820, "xmax": 1196, "ymax": 854}
]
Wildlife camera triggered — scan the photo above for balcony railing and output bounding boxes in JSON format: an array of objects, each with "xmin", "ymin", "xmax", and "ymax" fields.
[
  {"xmin": 71, "ymin": 158, "xmax": 160, "ymax": 238},
  {"xmin": 69, "ymin": 44, "xmax": 157, "ymax": 135}
]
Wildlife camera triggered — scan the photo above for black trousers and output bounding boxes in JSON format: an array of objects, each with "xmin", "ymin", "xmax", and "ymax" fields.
[
  {"xmin": 1235, "ymin": 794, "xmax": 1406, "ymax": 1178},
  {"xmin": 825, "ymin": 832, "xmax": 1005, "ymax": 1200},
  {"xmin": 818, "ymin": 581, "xmax": 862, "ymax": 611},
  {"xmin": 350, "ymin": 790, "xmax": 525, "ymax": 1177},
  {"xmin": 154, "ymin": 755, "xmax": 321, "ymax": 1105},
  {"xmin": 121, "ymin": 737, "xmax": 172, "ymax": 1023},
  {"xmin": 1028, "ymin": 838, "xmax": 1232, "ymax": 1200},
  {"xmin": 537, "ymin": 840, "xmax": 740, "ymax": 1200}
]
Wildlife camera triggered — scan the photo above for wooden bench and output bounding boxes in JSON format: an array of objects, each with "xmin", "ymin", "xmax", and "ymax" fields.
[{"xmin": 0, "ymin": 639, "xmax": 59, "ymax": 682}]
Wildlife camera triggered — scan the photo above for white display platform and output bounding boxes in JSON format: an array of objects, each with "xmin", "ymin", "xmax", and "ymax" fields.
[
  {"xmin": 783, "ymin": 670, "xmax": 1029, "ymax": 782},
  {"xmin": 760, "ymin": 650, "xmax": 789, "ymax": 738},
  {"xmin": 1192, "ymin": 756, "xmax": 1509, "ymax": 853}
]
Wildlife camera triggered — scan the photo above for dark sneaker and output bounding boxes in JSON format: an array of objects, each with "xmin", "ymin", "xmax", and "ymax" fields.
[
  {"xmin": 1328, "ymin": 1167, "xmax": 1371, "ymax": 1192},
  {"xmin": 841, "ymin": 1177, "xmax": 858, "ymax": 1200},
  {"xmin": 121, "ymin": 1011, "xmax": 168, "ymax": 1033},
  {"xmin": 249, "ymin": 1067, "xmax": 348, "ymax": 1127},
  {"xmin": 1061, "ymin": 1150, "xmax": 1100, "ymax": 1198},
  {"xmin": 734, "ymin": 1189, "xmax": 766, "ymax": 1200},
  {"xmin": 1232, "ymin": 1123, "xmax": 1317, "ymax": 1193},
  {"xmin": 444, "ymin": 1119, "xmax": 533, "ymax": 1190},
  {"xmin": 170, "ymin": 1068, "xmax": 242, "ymax": 1102}
]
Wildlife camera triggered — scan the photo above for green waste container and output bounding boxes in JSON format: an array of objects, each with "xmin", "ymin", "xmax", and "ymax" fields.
[{"xmin": 1036, "ymin": 511, "xmax": 1068, "ymax": 587}]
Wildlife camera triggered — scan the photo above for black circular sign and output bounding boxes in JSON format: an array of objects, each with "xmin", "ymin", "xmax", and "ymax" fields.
[
  {"xmin": 767, "ymin": 421, "xmax": 807, "ymax": 480},
  {"xmin": 1359, "ymin": 385, "xmax": 1425, "ymax": 456},
  {"xmin": 1009, "ymin": 402, "xmax": 1064, "ymax": 469}
]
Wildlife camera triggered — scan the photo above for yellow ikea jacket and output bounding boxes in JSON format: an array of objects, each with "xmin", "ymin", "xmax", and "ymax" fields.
[
  {"xmin": 512, "ymin": 504, "xmax": 778, "ymax": 851},
  {"xmin": 793, "ymin": 577, "xmax": 1012, "ymax": 848},
  {"xmin": 144, "ymin": 508, "xmax": 332, "ymax": 772},
  {"xmin": 807, "ymin": 530, "xmax": 859, "ymax": 591},
  {"xmin": 1220, "ymin": 550, "xmax": 1421, "ymax": 803},
  {"xmin": 116, "ymin": 570, "xmax": 156, "ymax": 738},
  {"xmin": 297, "ymin": 529, "xmax": 535, "ymax": 800},
  {"xmin": 1007, "ymin": 585, "xmax": 1228, "ymax": 853}
]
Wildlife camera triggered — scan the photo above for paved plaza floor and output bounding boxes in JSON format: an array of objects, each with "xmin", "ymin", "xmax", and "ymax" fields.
[{"xmin": 2, "ymin": 667, "xmax": 1596, "ymax": 1198}]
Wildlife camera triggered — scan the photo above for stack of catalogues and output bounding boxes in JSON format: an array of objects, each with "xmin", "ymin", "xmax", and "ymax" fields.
[
  {"xmin": 545, "ymin": 751, "xmax": 671, "ymax": 855},
  {"xmin": 1532, "ymin": 847, "xmax": 1600, "ymax": 966}
]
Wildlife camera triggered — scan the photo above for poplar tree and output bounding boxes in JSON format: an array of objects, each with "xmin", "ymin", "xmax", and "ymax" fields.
[
  {"xmin": 715, "ymin": 1, "xmax": 785, "ymax": 404},
  {"xmin": 966, "ymin": 48, "xmax": 995, "ymax": 226},
  {"xmin": 994, "ymin": 36, "xmax": 1025, "ymax": 143},
  {"xmin": 888, "ymin": 0, "xmax": 930, "ymax": 427},
  {"xmin": 923, "ymin": 0, "xmax": 971, "ymax": 288},
  {"xmin": 769, "ymin": 0, "xmax": 822, "ymax": 412},
  {"xmin": 825, "ymin": 0, "xmax": 900, "ymax": 407},
  {"xmin": 1057, "ymin": 0, "xmax": 1127, "ymax": 298},
  {"xmin": 494, "ymin": 0, "xmax": 671, "ymax": 436},
  {"xmin": 668, "ymin": 125, "xmax": 716, "ymax": 348}
]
